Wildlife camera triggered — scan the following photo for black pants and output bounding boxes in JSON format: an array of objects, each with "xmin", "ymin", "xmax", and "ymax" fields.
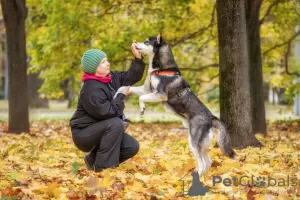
[{"xmin": 72, "ymin": 117, "xmax": 139, "ymax": 169}]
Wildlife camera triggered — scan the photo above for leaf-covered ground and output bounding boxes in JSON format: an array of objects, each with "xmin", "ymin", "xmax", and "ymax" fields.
[{"xmin": 0, "ymin": 120, "xmax": 299, "ymax": 199}]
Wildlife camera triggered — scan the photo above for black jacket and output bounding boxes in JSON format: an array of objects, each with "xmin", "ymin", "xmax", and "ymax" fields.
[{"xmin": 70, "ymin": 58, "xmax": 145, "ymax": 131}]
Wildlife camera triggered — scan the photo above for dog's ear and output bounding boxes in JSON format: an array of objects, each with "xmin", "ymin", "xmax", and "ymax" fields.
[
  {"xmin": 157, "ymin": 33, "xmax": 162, "ymax": 45},
  {"xmin": 154, "ymin": 33, "xmax": 163, "ymax": 54}
]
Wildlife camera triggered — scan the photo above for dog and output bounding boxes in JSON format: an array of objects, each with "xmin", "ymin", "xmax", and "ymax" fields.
[{"xmin": 115, "ymin": 34, "xmax": 236, "ymax": 176}]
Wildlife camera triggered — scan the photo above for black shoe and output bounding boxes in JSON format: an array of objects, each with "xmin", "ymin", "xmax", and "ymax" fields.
[
  {"xmin": 84, "ymin": 154, "xmax": 94, "ymax": 170},
  {"xmin": 93, "ymin": 165, "xmax": 118, "ymax": 172},
  {"xmin": 94, "ymin": 166, "xmax": 104, "ymax": 172},
  {"xmin": 84, "ymin": 146, "xmax": 98, "ymax": 170}
]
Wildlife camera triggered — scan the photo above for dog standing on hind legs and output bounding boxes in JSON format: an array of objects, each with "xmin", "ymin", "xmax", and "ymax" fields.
[{"xmin": 114, "ymin": 34, "xmax": 237, "ymax": 176}]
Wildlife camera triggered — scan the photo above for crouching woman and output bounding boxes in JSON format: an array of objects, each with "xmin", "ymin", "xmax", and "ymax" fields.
[{"xmin": 70, "ymin": 43, "xmax": 145, "ymax": 172}]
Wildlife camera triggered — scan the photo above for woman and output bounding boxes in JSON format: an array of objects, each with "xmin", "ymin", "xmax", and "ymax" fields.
[{"xmin": 70, "ymin": 42, "xmax": 145, "ymax": 172}]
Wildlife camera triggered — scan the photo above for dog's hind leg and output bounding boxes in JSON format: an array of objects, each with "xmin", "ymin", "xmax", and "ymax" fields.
[
  {"xmin": 189, "ymin": 124, "xmax": 214, "ymax": 176},
  {"xmin": 201, "ymin": 130, "xmax": 214, "ymax": 173},
  {"xmin": 163, "ymin": 103, "xmax": 188, "ymax": 128},
  {"xmin": 188, "ymin": 134, "xmax": 205, "ymax": 176}
]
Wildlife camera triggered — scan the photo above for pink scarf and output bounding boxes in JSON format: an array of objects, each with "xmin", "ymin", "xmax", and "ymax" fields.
[{"xmin": 82, "ymin": 72, "xmax": 112, "ymax": 83}]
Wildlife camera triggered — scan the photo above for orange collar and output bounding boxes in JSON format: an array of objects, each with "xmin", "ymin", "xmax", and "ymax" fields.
[{"xmin": 151, "ymin": 70, "xmax": 179, "ymax": 76}]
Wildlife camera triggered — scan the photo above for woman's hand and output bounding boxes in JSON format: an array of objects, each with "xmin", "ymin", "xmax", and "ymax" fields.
[{"xmin": 131, "ymin": 41, "xmax": 142, "ymax": 59}]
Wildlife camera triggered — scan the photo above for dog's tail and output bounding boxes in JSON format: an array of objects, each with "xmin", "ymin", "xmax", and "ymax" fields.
[{"xmin": 212, "ymin": 118, "xmax": 237, "ymax": 159}]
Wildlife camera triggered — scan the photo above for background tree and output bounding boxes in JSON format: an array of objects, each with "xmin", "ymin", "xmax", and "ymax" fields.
[
  {"xmin": 23, "ymin": 0, "xmax": 300, "ymax": 133},
  {"xmin": 28, "ymin": 72, "xmax": 48, "ymax": 108},
  {"xmin": 216, "ymin": 0, "xmax": 263, "ymax": 148},
  {"xmin": 246, "ymin": 0, "xmax": 266, "ymax": 135},
  {"xmin": 261, "ymin": 0, "xmax": 300, "ymax": 103},
  {"xmin": 1, "ymin": 0, "xmax": 29, "ymax": 133},
  {"xmin": 25, "ymin": 0, "xmax": 218, "ymax": 102}
]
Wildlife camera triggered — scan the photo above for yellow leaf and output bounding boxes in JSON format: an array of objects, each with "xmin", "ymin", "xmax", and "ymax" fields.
[
  {"xmin": 277, "ymin": 194, "xmax": 292, "ymax": 200},
  {"xmin": 134, "ymin": 173, "xmax": 150, "ymax": 183},
  {"xmin": 213, "ymin": 194, "xmax": 228, "ymax": 200},
  {"xmin": 46, "ymin": 182, "xmax": 58, "ymax": 193},
  {"xmin": 52, "ymin": 187, "xmax": 63, "ymax": 198},
  {"xmin": 291, "ymin": 121, "xmax": 298, "ymax": 127},
  {"xmin": 253, "ymin": 194, "xmax": 267, "ymax": 200},
  {"xmin": 183, "ymin": 158, "xmax": 195, "ymax": 172},
  {"xmin": 276, "ymin": 144, "xmax": 293, "ymax": 153},
  {"xmin": 86, "ymin": 176, "xmax": 98, "ymax": 188},
  {"xmin": 130, "ymin": 181, "xmax": 144, "ymax": 191},
  {"xmin": 270, "ymin": 160, "xmax": 280, "ymax": 167},
  {"xmin": 98, "ymin": 175, "xmax": 114, "ymax": 188}
]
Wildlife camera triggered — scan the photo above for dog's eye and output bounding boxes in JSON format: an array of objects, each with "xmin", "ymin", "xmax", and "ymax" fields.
[{"xmin": 144, "ymin": 41, "xmax": 149, "ymax": 45}]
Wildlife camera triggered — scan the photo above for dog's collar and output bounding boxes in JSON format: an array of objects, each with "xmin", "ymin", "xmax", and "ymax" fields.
[
  {"xmin": 151, "ymin": 70, "xmax": 180, "ymax": 76},
  {"xmin": 169, "ymin": 87, "xmax": 192, "ymax": 101}
]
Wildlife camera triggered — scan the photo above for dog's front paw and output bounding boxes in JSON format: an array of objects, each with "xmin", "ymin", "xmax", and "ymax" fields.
[
  {"xmin": 113, "ymin": 92, "xmax": 120, "ymax": 99},
  {"xmin": 140, "ymin": 108, "xmax": 145, "ymax": 115},
  {"xmin": 139, "ymin": 102, "xmax": 146, "ymax": 115},
  {"xmin": 140, "ymin": 106, "xmax": 145, "ymax": 115},
  {"xmin": 114, "ymin": 87, "xmax": 126, "ymax": 99}
]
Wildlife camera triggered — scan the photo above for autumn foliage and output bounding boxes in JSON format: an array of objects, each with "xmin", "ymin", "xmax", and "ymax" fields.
[{"xmin": 0, "ymin": 120, "xmax": 299, "ymax": 199}]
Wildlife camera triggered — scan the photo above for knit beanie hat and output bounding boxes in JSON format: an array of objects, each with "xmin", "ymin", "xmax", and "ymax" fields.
[{"xmin": 81, "ymin": 49, "xmax": 107, "ymax": 74}]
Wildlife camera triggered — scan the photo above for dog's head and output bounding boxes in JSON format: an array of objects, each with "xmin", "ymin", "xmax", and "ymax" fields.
[{"xmin": 135, "ymin": 33, "xmax": 166, "ymax": 56}]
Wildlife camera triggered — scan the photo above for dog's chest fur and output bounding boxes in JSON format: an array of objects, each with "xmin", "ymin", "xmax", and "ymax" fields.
[
  {"xmin": 150, "ymin": 76, "xmax": 160, "ymax": 91},
  {"xmin": 147, "ymin": 56, "xmax": 160, "ymax": 92}
]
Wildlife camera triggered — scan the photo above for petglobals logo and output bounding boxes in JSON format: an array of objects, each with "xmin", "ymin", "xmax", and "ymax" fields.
[{"xmin": 212, "ymin": 175, "xmax": 298, "ymax": 187}]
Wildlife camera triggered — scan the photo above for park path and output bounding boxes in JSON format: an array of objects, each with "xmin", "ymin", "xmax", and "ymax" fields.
[{"xmin": 0, "ymin": 107, "xmax": 297, "ymax": 121}]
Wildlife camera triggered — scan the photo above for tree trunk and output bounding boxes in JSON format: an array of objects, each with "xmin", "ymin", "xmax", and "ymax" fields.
[
  {"xmin": 28, "ymin": 72, "xmax": 49, "ymax": 108},
  {"xmin": 216, "ymin": 0, "xmax": 263, "ymax": 149},
  {"xmin": 1, "ymin": 0, "xmax": 29, "ymax": 133},
  {"xmin": 67, "ymin": 89, "xmax": 75, "ymax": 108},
  {"xmin": 245, "ymin": 0, "xmax": 266, "ymax": 135}
]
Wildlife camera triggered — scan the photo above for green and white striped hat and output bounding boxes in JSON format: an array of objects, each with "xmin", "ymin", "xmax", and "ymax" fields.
[{"xmin": 81, "ymin": 49, "xmax": 107, "ymax": 74}]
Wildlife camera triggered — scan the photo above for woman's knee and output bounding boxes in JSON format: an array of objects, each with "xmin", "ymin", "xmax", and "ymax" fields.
[
  {"xmin": 130, "ymin": 138, "xmax": 140, "ymax": 156},
  {"xmin": 108, "ymin": 117, "xmax": 124, "ymax": 133}
]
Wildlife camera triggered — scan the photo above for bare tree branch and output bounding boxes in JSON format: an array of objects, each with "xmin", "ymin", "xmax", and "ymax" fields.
[
  {"xmin": 284, "ymin": 34, "xmax": 300, "ymax": 76},
  {"xmin": 98, "ymin": 5, "xmax": 118, "ymax": 18},
  {"xmin": 118, "ymin": 45, "xmax": 128, "ymax": 52},
  {"xmin": 211, "ymin": 3, "xmax": 217, "ymax": 26},
  {"xmin": 259, "ymin": 0, "xmax": 281, "ymax": 25},
  {"xmin": 199, "ymin": 87, "xmax": 218, "ymax": 95},
  {"xmin": 113, "ymin": 58, "xmax": 132, "ymax": 64},
  {"xmin": 180, "ymin": 64, "xmax": 219, "ymax": 72},
  {"xmin": 294, "ymin": 0, "xmax": 300, "ymax": 18},
  {"xmin": 196, "ymin": 73, "xmax": 219, "ymax": 83},
  {"xmin": 170, "ymin": 3, "xmax": 216, "ymax": 46},
  {"xmin": 263, "ymin": 30, "xmax": 300, "ymax": 55},
  {"xmin": 262, "ymin": 29, "xmax": 300, "ymax": 76}
]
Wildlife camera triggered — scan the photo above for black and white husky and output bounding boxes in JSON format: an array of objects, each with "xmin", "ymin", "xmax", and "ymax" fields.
[{"xmin": 115, "ymin": 34, "xmax": 236, "ymax": 176}]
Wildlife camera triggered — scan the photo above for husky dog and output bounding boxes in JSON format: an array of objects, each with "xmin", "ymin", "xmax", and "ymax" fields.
[{"xmin": 115, "ymin": 34, "xmax": 236, "ymax": 176}]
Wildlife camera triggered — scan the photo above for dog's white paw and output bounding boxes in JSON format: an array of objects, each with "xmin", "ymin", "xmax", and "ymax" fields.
[
  {"xmin": 140, "ymin": 109, "xmax": 145, "ymax": 115},
  {"xmin": 139, "ymin": 101, "xmax": 145, "ymax": 115},
  {"xmin": 113, "ymin": 92, "xmax": 120, "ymax": 99},
  {"xmin": 140, "ymin": 106, "xmax": 145, "ymax": 115},
  {"xmin": 114, "ymin": 87, "xmax": 126, "ymax": 99}
]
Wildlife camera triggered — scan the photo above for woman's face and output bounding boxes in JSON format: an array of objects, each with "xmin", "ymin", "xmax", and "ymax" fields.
[{"xmin": 95, "ymin": 58, "xmax": 110, "ymax": 76}]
